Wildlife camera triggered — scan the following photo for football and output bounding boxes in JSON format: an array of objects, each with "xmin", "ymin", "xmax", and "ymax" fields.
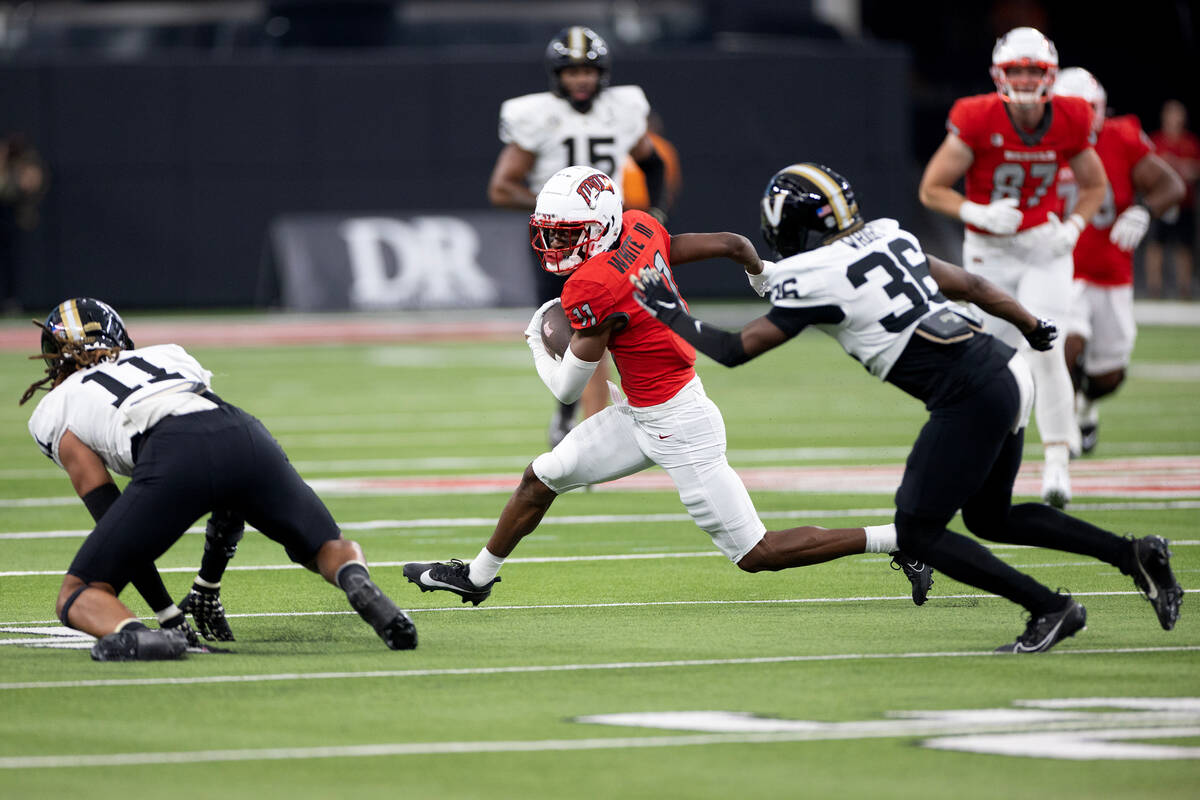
[{"xmin": 540, "ymin": 302, "xmax": 573, "ymax": 359}]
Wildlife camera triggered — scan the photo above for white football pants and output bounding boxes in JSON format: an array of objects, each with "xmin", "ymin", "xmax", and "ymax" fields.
[{"xmin": 963, "ymin": 229, "xmax": 1079, "ymax": 453}]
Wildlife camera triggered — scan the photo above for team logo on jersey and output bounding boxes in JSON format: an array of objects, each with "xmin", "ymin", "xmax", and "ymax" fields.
[
  {"xmin": 576, "ymin": 173, "xmax": 615, "ymax": 208},
  {"xmin": 991, "ymin": 133, "xmax": 1004, "ymax": 147}
]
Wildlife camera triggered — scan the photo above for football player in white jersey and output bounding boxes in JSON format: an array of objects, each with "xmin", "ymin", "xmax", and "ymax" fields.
[
  {"xmin": 488, "ymin": 26, "xmax": 670, "ymax": 448},
  {"xmin": 633, "ymin": 163, "xmax": 1182, "ymax": 653},
  {"xmin": 21, "ymin": 299, "xmax": 418, "ymax": 660}
]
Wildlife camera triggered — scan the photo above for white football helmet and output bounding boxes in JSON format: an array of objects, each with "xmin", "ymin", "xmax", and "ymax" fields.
[
  {"xmin": 1054, "ymin": 66, "xmax": 1107, "ymax": 134},
  {"xmin": 530, "ymin": 165, "xmax": 622, "ymax": 275},
  {"xmin": 990, "ymin": 26, "xmax": 1058, "ymax": 106}
]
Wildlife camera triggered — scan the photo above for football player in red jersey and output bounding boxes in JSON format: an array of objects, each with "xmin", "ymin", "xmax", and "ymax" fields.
[
  {"xmin": 1053, "ymin": 68, "xmax": 1185, "ymax": 454},
  {"xmin": 919, "ymin": 27, "xmax": 1109, "ymax": 509},
  {"xmin": 404, "ymin": 166, "xmax": 934, "ymax": 607}
]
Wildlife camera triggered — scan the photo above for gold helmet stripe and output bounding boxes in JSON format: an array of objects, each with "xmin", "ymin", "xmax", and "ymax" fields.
[
  {"xmin": 784, "ymin": 163, "xmax": 853, "ymax": 230},
  {"xmin": 58, "ymin": 299, "xmax": 85, "ymax": 342},
  {"xmin": 568, "ymin": 26, "xmax": 585, "ymax": 58}
]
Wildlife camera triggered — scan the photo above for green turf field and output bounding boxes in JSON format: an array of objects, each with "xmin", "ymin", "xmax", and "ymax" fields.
[{"xmin": 1, "ymin": 309, "xmax": 1198, "ymax": 799}]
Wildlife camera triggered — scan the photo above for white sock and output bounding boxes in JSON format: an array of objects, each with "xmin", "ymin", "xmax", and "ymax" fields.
[
  {"xmin": 1045, "ymin": 443, "xmax": 1071, "ymax": 469},
  {"xmin": 154, "ymin": 604, "xmax": 183, "ymax": 623},
  {"xmin": 864, "ymin": 523, "xmax": 897, "ymax": 554},
  {"xmin": 468, "ymin": 547, "xmax": 505, "ymax": 586}
]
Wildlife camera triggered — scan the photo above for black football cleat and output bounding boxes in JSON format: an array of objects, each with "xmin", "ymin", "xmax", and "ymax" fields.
[
  {"xmin": 90, "ymin": 627, "xmax": 189, "ymax": 662},
  {"xmin": 344, "ymin": 578, "xmax": 418, "ymax": 650},
  {"xmin": 404, "ymin": 559, "xmax": 499, "ymax": 606},
  {"xmin": 548, "ymin": 403, "xmax": 576, "ymax": 448},
  {"xmin": 890, "ymin": 551, "xmax": 934, "ymax": 606},
  {"xmin": 1129, "ymin": 535, "xmax": 1183, "ymax": 631},
  {"xmin": 994, "ymin": 598, "xmax": 1087, "ymax": 654},
  {"xmin": 1080, "ymin": 422, "xmax": 1099, "ymax": 455}
]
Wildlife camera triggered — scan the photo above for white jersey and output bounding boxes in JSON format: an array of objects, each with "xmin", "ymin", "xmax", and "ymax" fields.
[
  {"xmin": 765, "ymin": 218, "xmax": 965, "ymax": 379},
  {"xmin": 28, "ymin": 344, "xmax": 216, "ymax": 476},
  {"xmin": 498, "ymin": 85, "xmax": 649, "ymax": 194}
]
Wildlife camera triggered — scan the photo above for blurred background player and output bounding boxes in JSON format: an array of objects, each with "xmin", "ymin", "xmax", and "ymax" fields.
[
  {"xmin": 1144, "ymin": 99, "xmax": 1200, "ymax": 300},
  {"xmin": 21, "ymin": 299, "xmax": 417, "ymax": 660},
  {"xmin": 0, "ymin": 133, "xmax": 47, "ymax": 314},
  {"xmin": 633, "ymin": 161, "xmax": 1182, "ymax": 653},
  {"xmin": 487, "ymin": 26, "xmax": 670, "ymax": 447},
  {"xmin": 918, "ymin": 26, "xmax": 1109, "ymax": 508},
  {"xmin": 407, "ymin": 166, "xmax": 932, "ymax": 609},
  {"xmin": 1053, "ymin": 68, "xmax": 1186, "ymax": 454}
]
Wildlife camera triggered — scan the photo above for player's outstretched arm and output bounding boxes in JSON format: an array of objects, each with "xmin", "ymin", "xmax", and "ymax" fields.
[
  {"xmin": 631, "ymin": 266, "xmax": 787, "ymax": 366},
  {"xmin": 669, "ymin": 232, "xmax": 762, "ymax": 273},
  {"xmin": 928, "ymin": 256, "xmax": 1056, "ymax": 351}
]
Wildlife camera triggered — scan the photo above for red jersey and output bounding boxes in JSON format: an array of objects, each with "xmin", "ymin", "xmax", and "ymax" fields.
[
  {"xmin": 1150, "ymin": 128, "xmax": 1200, "ymax": 208},
  {"xmin": 948, "ymin": 93, "xmax": 1094, "ymax": 233},
  {"xmin": 560, "ymin": 210, "xmax": 695, "ymax": 407},
  {"xmin": 1062, "ymin": 115, "xmax": 1153, "ymax": 286}
]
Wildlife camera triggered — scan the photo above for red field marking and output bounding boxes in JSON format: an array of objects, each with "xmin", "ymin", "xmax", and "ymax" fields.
[
  {"xmin": 308, "ymin": 456, "xmax": 1200, "ymax": 499},
  {"xmin": 0, "ymin": 317, "xmax": 525, "ymax": 351}
]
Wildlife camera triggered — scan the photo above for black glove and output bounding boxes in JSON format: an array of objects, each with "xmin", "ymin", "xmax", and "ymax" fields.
[
  {"xmin": 178, "ymin": 582, "xmax": 235, "ymax": 641},
  {"xmin": 631, "ymin": 266, "xmax": 685, "ymax": 325},
  {"xmin": 1024, "ymin": 318, "xmax": 1058, "ymax": 352},
  {"xmin": 159, "ymin": 611, "xmax": 200, "ymax": 648}
]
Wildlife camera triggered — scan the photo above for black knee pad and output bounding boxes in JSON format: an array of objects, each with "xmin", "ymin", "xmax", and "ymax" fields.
[{"xmin": 59, "ymin": 584, "xmax": 90, "ymax": 628}]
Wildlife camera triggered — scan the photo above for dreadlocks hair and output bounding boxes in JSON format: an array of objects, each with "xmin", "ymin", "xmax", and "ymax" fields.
[{"xmin": 19, "ymin": 320, "xmax": 123, "ymax": 406}]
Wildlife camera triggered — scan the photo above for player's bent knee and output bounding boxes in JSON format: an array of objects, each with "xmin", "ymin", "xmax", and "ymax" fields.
[
  {"xmin": 55, "ymin": 575, "xmax": 86, "ymax": 621},
  {"xmin": 519, "ymin": 463, "xmax": 558, "ymax": 505}
]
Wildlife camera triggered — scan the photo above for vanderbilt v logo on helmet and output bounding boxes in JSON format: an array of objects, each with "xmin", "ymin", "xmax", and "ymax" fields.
[{"xmin": 760, "ymin": 163, "xmax": 863, "ymax": 258}]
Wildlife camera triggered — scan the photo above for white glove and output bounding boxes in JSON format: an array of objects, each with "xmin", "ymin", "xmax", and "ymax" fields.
[
  {"xmin": 1039, "ymin": 212, "xmax": 1087, "ymax": 258},
  {"xmin": 1109, "ymin": 204, "xmax": 1151, "ymax": 252},
  {"xmin": 959, "ymin": 198, "xmax": 1023, "ymax": 235},
  {"xmin": 746, "ymin": 260, "xmax": 775, "ymax": 297},
  {"xmin": 524, "ymin": 298, "xmax": 561, "ymax": 342}
]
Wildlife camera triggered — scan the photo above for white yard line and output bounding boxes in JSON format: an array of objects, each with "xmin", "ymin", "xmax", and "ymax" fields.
[{"xmin": 0, "ymin": 645, "xmax": 1197, "ymax": 694}]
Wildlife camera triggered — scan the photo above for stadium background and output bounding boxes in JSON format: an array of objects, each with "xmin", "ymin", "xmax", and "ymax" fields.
[{"xmin": 0, "ymin": 0, "xmax": 1196, "ymax": 311}]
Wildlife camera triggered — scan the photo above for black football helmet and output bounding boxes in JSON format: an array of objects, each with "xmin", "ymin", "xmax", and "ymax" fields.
[
  {"xmin": 39, "ymin": 297, "xmax": 133, "ymax": 363},
  {"xmin": 760, "ymin": 163, "xmax": 864, "ymax": 258},
  {"xmin": 545, "ymin": 26, "xmax": 611, "ymax": 110},
  {"xmin": 21, "ymin": 298, "xmax": 133, "ymax": 405}
]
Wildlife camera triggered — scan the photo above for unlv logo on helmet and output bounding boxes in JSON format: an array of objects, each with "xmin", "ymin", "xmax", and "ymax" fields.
[{"xmin": 576, "ymin": 173, "xmax": 615, "ymax": 208}]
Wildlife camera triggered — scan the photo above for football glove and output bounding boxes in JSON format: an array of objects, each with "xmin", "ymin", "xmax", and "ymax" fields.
[
  {"xmin": 1025, "ymin": 318, "xmax": 1058, "ymax": 352},
  {"xmin": 1110, "ymin": 204, "xmax": 1150, "ymax": 252},
  {"xmin": 524, "ymin": 298, "xmax": 562, "ymax": 342},
  {"xmin": 178, "ymin": 582, "xmax": 235, "ymax": 641},
  {"xmin": 746, "ymin": 261, "xmax": 775, "ymax": 298},
  {"xmin": 159, "ymin": 611, "xmax": 200, "ymax": 648},
  {"xmin": 631, "ymin": 266, "xmax": 685, "ymax": 324},
  {"xmin": 1037, "ymin": 212, "xmax": 1087, "ymax": 258},
  {"xmin": 959, "ymin": 198, "xmax": 1023, "ymax": 235}
]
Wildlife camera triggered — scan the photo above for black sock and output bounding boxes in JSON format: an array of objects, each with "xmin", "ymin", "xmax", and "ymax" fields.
[
  {"xmin": 122, "ymin": 621, "xmax": 150, "ymax": 633},
  {"xmin": 336, "ymin": 562, "xmax": 370, "ymax": 592}
]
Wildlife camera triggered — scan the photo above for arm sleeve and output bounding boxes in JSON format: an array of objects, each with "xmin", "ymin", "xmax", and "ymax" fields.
[
  {"xmin": 659, "ymin": 311, "xmax": 752, "ymax": 367},
  {"xmin": 634, "ymin": 146, "xmax": 667, "ymax": 212}
]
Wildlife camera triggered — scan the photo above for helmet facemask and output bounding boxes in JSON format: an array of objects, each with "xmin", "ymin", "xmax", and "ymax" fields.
[{"xmin": 530, "ymin": 217, "xmax": 613, "ymax": 274}]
